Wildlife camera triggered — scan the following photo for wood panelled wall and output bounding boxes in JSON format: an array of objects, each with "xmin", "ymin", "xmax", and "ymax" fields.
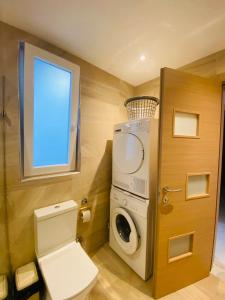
[{"xmin": 0, "ymin": 21, "xmax": 133, "ymax": 271}]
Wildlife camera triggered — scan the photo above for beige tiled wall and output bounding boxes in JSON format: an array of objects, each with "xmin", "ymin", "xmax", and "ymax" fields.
[
  {"xmin": 0, "ymin": 23, "xmax": 10, "ymax": 275},
  {"xmin": 0, "ymin": 78, "xmax": 10, "ymax": 275},
  {"xmin": 2, "ymin": 19, "xmax": 225, "ymax": 274},
  {"xmin": 1, "ymin": 21, "xmax": 133, "ymax": 271}
]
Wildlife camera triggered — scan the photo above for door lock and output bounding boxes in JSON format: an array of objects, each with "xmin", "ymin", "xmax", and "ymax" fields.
[{"xmin": 162, "ymin": 195, "xmax": 169, "ymax": 205}]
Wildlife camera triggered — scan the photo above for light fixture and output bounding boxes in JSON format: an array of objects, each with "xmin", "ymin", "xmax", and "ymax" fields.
[{"xmin": 140, "ymin": 55, "xmax": 146, "ymax": 61}]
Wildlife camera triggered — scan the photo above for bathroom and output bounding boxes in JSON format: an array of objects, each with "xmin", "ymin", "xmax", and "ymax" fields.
[{"xmin": 1, "ymin": 1, "xmax": 225, "ymax": 299}]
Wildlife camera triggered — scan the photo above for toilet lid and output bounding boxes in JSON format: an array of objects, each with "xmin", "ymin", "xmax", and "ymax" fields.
[{"xmin": 38, "ymin": 242, "xmax": 98, "ymax": 300}]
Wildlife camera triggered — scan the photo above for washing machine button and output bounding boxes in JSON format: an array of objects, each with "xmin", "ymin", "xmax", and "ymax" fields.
[
  {"xmin": 113, "ymin": 196, "xmax": 119, "ymax": 202},
  {"xmin": 122, "ymin": 199, "xmax": 127, "ymax": 206}
]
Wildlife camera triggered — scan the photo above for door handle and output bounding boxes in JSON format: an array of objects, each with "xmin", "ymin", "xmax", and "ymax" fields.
[
  {"xmin": 162, "ymin": 186, "xmax": 182, "ymax": 205},
  {"xmin": 162, "ymin": 186, "xmax": 182, "ymax": 193}
]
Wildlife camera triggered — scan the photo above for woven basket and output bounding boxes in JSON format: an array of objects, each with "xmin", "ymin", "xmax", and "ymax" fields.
[{"xmin": 124, "ymin": 96, "xmax": 159, "ymax": 120}]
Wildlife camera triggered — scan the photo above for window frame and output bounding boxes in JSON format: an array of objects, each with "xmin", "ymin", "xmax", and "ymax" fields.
[{"xmin": 19, "ymin": 42, "xmax": 80, "ymax": 179}]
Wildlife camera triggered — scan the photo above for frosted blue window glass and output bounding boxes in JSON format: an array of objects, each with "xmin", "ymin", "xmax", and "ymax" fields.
[{"xmin": 33, "ymin": 58, "xmax": 71, "ymax": 167}]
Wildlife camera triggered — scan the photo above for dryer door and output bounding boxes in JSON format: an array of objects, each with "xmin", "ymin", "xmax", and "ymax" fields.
[
  {"xmin": 112, "ymin": 207, "xmax": 139, "ymax": 255},
  {"xmin": 113, "ymin": 133, "xmax": 144, "ymax": 174}
]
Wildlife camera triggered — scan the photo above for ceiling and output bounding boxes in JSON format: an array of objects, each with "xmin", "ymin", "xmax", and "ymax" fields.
[{"xmin": 1, "ymin": 0, "xmax": 225, "ymax": 86}]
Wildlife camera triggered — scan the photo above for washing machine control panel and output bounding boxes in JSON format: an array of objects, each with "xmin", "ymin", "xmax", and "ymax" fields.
[{"xmin": 111, "ymin": 187, "xmax": 149, "ymax": 218}]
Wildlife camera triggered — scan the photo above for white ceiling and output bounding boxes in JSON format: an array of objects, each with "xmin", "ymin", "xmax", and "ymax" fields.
[{"xmin": 1, "ymin": 0, "xmax": 225, "ymax": 86}]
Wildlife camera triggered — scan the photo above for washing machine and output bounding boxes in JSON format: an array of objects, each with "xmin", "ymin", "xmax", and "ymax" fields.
[
  {"xmin": 109, "ymin": 186, "xmax": 153, "ymax": 280},
  {"xmin": 112, "ymin": 118, "xmax": 158, "ymax": 199}
]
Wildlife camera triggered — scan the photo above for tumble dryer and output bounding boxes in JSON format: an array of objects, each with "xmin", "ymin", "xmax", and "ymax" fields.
[
  {"xmin": 109, "ymin": 186, "xmax": 154, "ymax": 280},
  {"xmin": 112, "ymin": 118, "xmax": 158, "ymax": 199}
]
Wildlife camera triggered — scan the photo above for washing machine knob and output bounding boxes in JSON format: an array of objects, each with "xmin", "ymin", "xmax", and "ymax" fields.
[{"xmin": 123, "ymin": 199, "xmax": 127, "ymax": 206}]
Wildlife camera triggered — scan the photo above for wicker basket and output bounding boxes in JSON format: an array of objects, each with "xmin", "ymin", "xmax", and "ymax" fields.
[{"xmin": 124, "ymin": 96, "xmax": 159, "ymax": 120}]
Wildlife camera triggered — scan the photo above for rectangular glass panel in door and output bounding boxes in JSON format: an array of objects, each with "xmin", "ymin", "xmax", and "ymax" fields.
[
  {"xmin": 173, "ymin": 111, "xmax": 199, "ymax": 137},
  {"xmin": 187, "ymin": 173, "xmax": 210, "ymax": 199},
  {"xmin": 33, "ymin": 58, "xmax": 72, "ymax": 167}
]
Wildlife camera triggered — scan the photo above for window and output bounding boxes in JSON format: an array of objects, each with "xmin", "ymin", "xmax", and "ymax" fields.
[{"xmin": 19, "ymin": 42, "xmax": 80, "ymax": 178}]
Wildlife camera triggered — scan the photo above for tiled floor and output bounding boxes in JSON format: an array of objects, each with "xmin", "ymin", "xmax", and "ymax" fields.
[{"xmin": 90, "ymin": 244, "xmax": 225, "ymax": 300}]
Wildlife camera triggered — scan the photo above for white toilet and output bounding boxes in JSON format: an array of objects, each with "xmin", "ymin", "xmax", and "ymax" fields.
[{"xmin": 34, "ymin": 200, "xmax": 99, "ymax": 300}]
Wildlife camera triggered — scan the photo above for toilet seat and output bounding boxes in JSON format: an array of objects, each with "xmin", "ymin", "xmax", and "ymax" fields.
[{"xmin": 38, "ymin": 242, "xmax": 98, "ymax": 300}]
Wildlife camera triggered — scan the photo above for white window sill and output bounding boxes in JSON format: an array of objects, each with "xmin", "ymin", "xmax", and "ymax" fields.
[{"xmin": 21, "ymin": 170, "xmax": 80, "ymax": 182}]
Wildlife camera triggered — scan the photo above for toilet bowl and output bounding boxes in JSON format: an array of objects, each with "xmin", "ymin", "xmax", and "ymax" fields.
[{"xmin": 34, "ymin": 200, "xmax": 98, "ymax": 300}]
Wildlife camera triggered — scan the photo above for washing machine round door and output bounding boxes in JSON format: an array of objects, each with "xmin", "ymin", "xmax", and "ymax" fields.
[
  {"xmin": 112, "ymin": 207, "xmax": 139, "ymax": 255},
  {"xmin": 113, "ymin": 133, "xmax": 144, "ymax": 174}
]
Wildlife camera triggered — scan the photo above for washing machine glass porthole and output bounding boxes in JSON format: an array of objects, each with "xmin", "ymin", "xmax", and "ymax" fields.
[
  {"xmin": 112, "ymin": 207, "xmax": 139, "ymax": 255},
  {"xmin": 116, "ymin": 214, "xmax": 131, "ymax": 243}
]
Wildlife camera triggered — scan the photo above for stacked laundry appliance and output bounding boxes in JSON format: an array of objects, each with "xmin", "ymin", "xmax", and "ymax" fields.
[{"xmin": 109, "ymin": 117, "xmax": 158, "ymax": 280}]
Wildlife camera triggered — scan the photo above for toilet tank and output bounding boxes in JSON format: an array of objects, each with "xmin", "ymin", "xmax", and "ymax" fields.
[{"xmin": 34, "ymin": 200, "xmax": 78, "ymax": 257}]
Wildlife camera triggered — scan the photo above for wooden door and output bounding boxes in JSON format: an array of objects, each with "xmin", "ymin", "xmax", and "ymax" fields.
[{"xmin": 153, "ymin": 68, "xmax": 222, "ymax": 298}]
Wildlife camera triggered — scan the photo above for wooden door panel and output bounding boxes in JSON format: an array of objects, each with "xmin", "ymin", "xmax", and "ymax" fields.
[{"xmin": 153, "ymin": 68, "xmax": 222, "ymax": 298}]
